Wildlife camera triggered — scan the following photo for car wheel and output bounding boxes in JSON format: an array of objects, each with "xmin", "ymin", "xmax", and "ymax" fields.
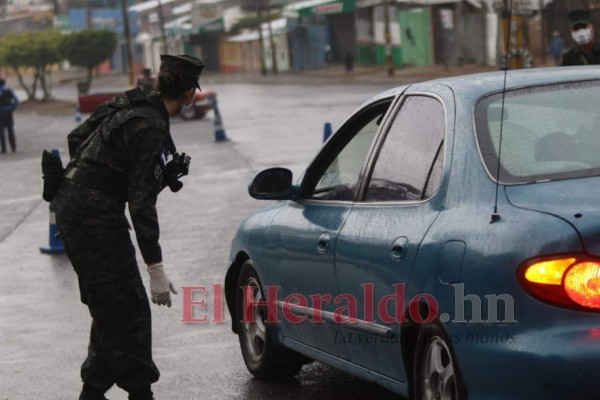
[
  {"xmin": 236, "ymin": 260, "xmax": 306, "ymax": 380},
  {"xmin": 413, "ymin": 324, "xmax": 466, "ymax": 400},
  {"xmin": 180, "ymin": 106, "xmax": 197, "ymax": 120}
]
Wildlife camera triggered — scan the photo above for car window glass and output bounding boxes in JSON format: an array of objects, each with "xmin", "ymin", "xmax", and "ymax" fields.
[
  {"xmin": 475, "ymin": 81, "xmax": 600, "ymax": 183},
  {"xmin": 307, "ymin": 102, "xmax": 391, "ymax": 201},
  {"xmin": 423, "ymin": 147, "xmax": 444, "ymax": 199},
  {"xmin": 365, "ymin": 96, "xmax": 445, "ymax": 202}
]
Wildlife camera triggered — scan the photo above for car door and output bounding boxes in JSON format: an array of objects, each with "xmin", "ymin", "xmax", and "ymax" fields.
[
  {"xmin": 262, "ymin": 99, "xmax": 394, "ymax": 359},
  {"xmin": 334, "ymin": 93, "xmax": 448, "ymax": 381}
]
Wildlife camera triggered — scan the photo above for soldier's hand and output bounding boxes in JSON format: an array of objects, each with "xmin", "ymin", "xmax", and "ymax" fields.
[{"xmin": 147, "ymin": 263, "xmax": 178, "ymax": 307}]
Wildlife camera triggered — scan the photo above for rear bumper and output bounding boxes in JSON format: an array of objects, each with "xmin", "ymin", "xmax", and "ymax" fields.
[{"xmin": 452, "ymin": 323, "xmax": 600, "ymax": 399}]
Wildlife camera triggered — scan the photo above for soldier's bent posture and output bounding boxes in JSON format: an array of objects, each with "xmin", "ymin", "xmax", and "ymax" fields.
[{"xmin": 50, "ymin": 54, "xmax": 204, "ymax": 400}]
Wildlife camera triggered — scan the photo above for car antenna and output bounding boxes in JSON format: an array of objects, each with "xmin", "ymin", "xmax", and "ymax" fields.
[{"xmin": 491, "ymin": 0, "xmax": 514, "ymax": 224}]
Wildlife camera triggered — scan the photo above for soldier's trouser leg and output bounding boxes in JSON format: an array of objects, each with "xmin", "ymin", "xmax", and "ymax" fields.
[
  {"xmin": 0, "ymin": 117, "xmax": 6, "ymax": 153},
  {"xmin": 56, "ymin": 216, "xmax": 160, "ymax": 394},
  {"xmin": 82, "ymin": 273, "xmax": 159, "ymax": 393},
  {"xmin": 4, "ymin": 112, "xmax": 15, "ymax": 152}
]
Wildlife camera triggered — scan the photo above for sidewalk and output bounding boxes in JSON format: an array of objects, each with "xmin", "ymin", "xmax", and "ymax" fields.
[
  {"xmin": 202, "ymin": 63, "xmax": 499, "ymax": 86},
  {"xmin": 7, "ymin": 62, "xmax": 500, "ymax": 98},
  {"xmin": 8, "ymin": 62, "xmax": 501, "ymax": 118}
]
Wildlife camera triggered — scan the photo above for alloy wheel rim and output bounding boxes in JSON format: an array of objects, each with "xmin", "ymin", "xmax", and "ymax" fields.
[
  {"xmin": 422, "ymin": 336, "xmax": 457, "ymax": 400},
  {"xmin": 242, "ymin": 277, "xmax": 267, "ymax": 362}
]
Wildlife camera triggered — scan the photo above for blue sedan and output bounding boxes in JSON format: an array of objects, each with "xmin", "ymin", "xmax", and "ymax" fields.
[{"xmin": 224, "ymin": 66, "xmax": 600, "ymax": 400}]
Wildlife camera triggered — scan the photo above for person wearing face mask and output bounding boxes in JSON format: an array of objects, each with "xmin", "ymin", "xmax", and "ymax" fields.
[
  {"xmin": 561, "ymin": 9, "xmax": 600, "ymax": 66},
  {"xmin": 49, "ymin": 54, "xmax": 204, "ymax": 400}
]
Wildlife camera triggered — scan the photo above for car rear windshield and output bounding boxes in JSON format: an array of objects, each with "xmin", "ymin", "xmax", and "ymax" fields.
[{"xmin": 475, "ymin": 80, "xmax": 600, "ymax": 184}]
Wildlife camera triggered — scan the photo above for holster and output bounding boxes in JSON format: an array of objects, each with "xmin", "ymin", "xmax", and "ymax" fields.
[{"xmin": 41, "ymin": 150, "xmax": 64, "ymax": 202}]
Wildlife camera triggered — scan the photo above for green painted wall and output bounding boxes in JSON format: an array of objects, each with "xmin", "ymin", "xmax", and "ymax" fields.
[
  {"xmin": 398, "ymin": 7, "xmax": 433, "ymax": 66},
  {"xmin": 375, "ymin": 45, "xmax": 402, "ymax": 67},
  {"xmin": 355, "ymin": 6, "xmax": 433, "ymax": 68},
  {"xmin": 357, "ymin": 44, "xmax": 376, "ymax": 64}
]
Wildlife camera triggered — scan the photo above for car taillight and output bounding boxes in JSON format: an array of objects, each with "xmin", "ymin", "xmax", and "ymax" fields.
[
  {"xmin": 520, "ymin": 255, "xmax": 600, "ymax": 311},
  {"xmin": 564, "ymin": 262, "xmax": 600, "ymax": 309}
]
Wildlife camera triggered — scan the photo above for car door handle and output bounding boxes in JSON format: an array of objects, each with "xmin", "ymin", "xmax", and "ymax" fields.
[
  {"xmin": 317, "ymin": 232, "xmax": 331, "ymax": 254},
  {"xmin": 391, "ymin": 236, "xmax": 409, "ymax": 261}
]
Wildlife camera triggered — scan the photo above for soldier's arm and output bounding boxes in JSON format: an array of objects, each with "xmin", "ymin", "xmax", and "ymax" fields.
[{"xmin": 126, "ymin": 121, "xmax": 169, "ymax": 265}]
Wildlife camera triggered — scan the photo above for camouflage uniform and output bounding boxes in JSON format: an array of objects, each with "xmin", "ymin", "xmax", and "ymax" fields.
[
  {"xmin": 561, "ymin": 40, "xmax": 600, "ymax": 66},
  {"xmin": 50, "ymin": 88, "xmax": 174, "ymax": 396}
]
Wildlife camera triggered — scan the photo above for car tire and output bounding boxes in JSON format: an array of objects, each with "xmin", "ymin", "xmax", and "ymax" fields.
[
  {"xmin": 412, "ymin": 324, "xmax": 466, "ymax": 400},
  {"xmin": 180, "ymin": 106, "xmax": 197, "ymax": 120},
  {"xmin": 236, "ymin": 260, "xmax": 306, "ymax": 380}
]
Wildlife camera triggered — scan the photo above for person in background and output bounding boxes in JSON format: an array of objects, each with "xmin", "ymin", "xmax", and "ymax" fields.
[
  {"xmin": 324, "ymin": 45, "xmax": 333, "ymax": 73},
  {"xmin": 561, "ymin": 9, "xmax": 600, "ymax": 66},
  {"xmin": 0, "ymin": 78, "xmax": 19, "ymax": 153},
  {"xmin": 344, "ymin": 51, "xmax": 355, "ymax": 75},
  {"xmin": 136, "ymin": 68, "xmax": 156, "ymax": 95},
  {"xmin": 549, "ymin": 30, "xmax": 565, "ymax": 66}
]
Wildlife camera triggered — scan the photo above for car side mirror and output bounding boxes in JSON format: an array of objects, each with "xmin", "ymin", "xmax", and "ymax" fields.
[{"xmin": 248, "ymin": 168, "xmax": 295, "ymax": 200}]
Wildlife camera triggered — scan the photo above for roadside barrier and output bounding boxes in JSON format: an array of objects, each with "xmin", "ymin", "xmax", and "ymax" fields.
[
  {"xmin": 40, "ymin": 148, "xmax": 65, "ymax": 254},
  {"xmin": 211, "ymin": 94, "xmax": 229, "ymax": 142},
  {"xmin": 323, "ymin": 122, "xmax": 333, "ymax": 142}
]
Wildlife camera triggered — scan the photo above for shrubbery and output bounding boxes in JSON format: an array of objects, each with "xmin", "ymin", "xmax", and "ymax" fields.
[{"xmin": 0, "ymin": 29, "xmax": 117, "ymax": 100}]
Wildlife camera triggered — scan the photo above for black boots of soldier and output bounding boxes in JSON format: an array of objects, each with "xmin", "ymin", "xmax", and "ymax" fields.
[
  {"xmin": 129, "ymin": 386, "xmax": 154, "ymax": 400},
  {"xmin": 78, "ymin": 383, "xmax": 154, "ymax": 400},
  {"xmin": 79, "ymin": 383, "xmax": 109, "ymax": 400}
]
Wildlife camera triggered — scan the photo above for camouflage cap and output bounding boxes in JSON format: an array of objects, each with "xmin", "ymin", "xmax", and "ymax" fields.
[
  {"xmin": 160, "ymin": 54, "xmax": 205, "ymax": 89},
  {"xmin": 568, "ymin": 9, "xmax": 592, "ymax": 28}
]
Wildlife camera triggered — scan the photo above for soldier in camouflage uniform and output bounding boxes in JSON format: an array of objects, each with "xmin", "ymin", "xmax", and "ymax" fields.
[{"xmin": 50, "ymin": 54, "xmax": 204, "ymax": 400}]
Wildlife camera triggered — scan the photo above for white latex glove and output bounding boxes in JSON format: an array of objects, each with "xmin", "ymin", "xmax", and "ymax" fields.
[{"xmin": 147, "ymin": 263, "xmax": 178, "ymax": 307}]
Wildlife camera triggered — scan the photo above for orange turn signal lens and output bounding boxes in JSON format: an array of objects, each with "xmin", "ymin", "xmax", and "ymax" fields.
[
  {"xmin": 524, "ymin": 258, "xmax": 576, "ymax": 285},
  {"xmin": 564, "ymin": 262, "xmax": 600, "ymax": 309}
]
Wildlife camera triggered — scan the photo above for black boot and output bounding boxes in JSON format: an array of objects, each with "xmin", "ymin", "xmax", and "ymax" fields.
[
  {"xmin": 128, "ymin": 386, "xmax": 154, "ymax": 400},
  {"xmin": 79, "ymin": 383, "xmax": 110, "ymax": 400}
]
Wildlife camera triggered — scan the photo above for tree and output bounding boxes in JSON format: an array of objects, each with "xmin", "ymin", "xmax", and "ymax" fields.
[
  {"xmin": 0, "ymin": 31, "xmax": 63, "ymax": 100},
  {"xmin": 59, "ymin": 29, "xmax": 117, "ymax": 94}
]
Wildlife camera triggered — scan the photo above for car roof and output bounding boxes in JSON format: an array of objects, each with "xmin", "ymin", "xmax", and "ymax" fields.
[{"xmin": 366, "ymin": 66, "xmax": 600, "ymax": 106}]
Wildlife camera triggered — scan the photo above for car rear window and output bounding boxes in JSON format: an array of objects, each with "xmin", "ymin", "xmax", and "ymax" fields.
[{"xmin": 475, "ymin": 80, "xmax": 600, "ymax": 184}]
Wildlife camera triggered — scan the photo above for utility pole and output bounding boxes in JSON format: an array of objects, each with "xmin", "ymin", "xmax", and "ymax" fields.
[
  {"xmin": 383, "ymin": 0, "xmax": 394, "ymax": 76},
  {"xmin": 86, "ymin": 0, "xmax": 92, "ymax": 28},
  {"xmin": 455, "ymin": 0, "xmax": 464, "ymax": 66},
  {"xmin": 266, "ymin": 0, "xmax": 278, "ymax": 74},
  {"xmin": 121, "ymin": 0, "xmax": 135, "ymax": 86},
  {"xmin": 257, "ymin": 0, "xmax": 267, "ymax": 76},
  {"xmin": 539, "ymin": 0, "xmax": 546, "ymax": 65},
  {"xmin": 157, "ymin": 0, "xmax": 168, "ymax": 54}
]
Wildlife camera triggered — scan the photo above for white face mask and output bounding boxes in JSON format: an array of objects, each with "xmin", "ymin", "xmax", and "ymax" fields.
[
  {"xmin": 175, "ymin": 88, "xmax": 195, "ymax": 116},
  {"xmin": 180, "ymin": 103, "xmax": 194, "ymax": 114},
  {"xmin": 183, "ymin": 87, "xmax": 196, "ymax": 106},
  {"xmin": 572, "ymin": 28, "xmax": 593, "ymax": 45}
]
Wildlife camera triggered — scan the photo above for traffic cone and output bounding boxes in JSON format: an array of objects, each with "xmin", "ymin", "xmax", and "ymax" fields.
[
  {"xmin": 40, "ymin": 148, "xmax": 65, "ymax": 254},
  {"xmin": 323, "ymin": 122, "xmax": 333, "ymax": 142},
  {"xmin": 40, "ymin": 210, "xmax": 65, "ymax": 254},
  {"xmin": 211, "ymin": 94, "xmax": 229, "ymax": 142},
  {"xmin": 75, "ymin": 105, "xmax": 81, "ymax": 123}
]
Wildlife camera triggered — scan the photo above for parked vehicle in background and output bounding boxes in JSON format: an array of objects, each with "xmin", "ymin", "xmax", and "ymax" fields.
[
  {"xmin": 224, "ymin": 66, "xmax": 600, "ymax": 400},
  {"xmin": 78, "ymin": 88, "xmax": 215, "ymax": 120},
  {"xmin": 179, "ymin": 89, "xmax": 215, "ymax": 120}
]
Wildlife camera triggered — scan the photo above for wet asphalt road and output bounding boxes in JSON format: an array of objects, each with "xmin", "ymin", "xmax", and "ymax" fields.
[{"xmin": 0, "ymin": 81, "xmax": 407, "ymax": 399}]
